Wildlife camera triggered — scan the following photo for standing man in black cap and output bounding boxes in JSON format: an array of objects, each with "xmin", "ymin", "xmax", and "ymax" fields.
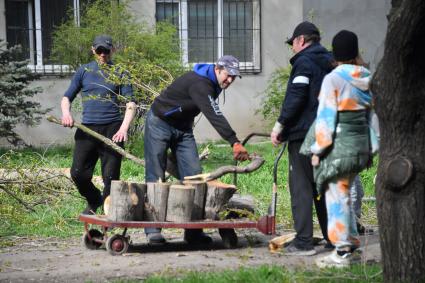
[
  {"xmin": 61, "ymin": 35, "xmax": 136, "ymax": 215},
  {"xmin": 143, "ymin": 55, "xmax": 250, "ymax": 244},
  {"xmin": 270, "ymin": 22, "xmax": 334, "ymax": 255}
]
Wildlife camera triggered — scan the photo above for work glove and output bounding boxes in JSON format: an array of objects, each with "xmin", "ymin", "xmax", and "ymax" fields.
[{"xmin": 233, "ymin": 142, "xmax": 250, "ymax": 161}]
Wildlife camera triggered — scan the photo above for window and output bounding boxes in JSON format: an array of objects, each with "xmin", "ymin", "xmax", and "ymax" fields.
[
  {"xmin": 5, "ymin": 0, "xmax": 89, "ymax": 74},
  {"xmin": 156, "ymin": 0, "xmax": 261, "ymax": 73}
]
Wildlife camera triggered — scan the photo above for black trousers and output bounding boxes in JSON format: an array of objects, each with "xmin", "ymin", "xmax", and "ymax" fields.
[
  {"xmin": 70, "ymin": 121, "xmax": 123, "ymax": 207},
  {"xmin": 288, "ymin": 140, "xmax": 328, "ymax": 249}
]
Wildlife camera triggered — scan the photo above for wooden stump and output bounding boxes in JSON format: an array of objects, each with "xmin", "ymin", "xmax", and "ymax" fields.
[
  {"xmin": 183, "ymin": 180, "xmax": 207, "ymax": 220},
  {"xmin": 107, "ymin": 180, "xmax": 145, "ymax": 221},
  {"xmin": 145, "ymin": 182, "xmax": 170, "ymax": 221},
  {"xmin": 166, "ymin": 184, "xmax": 195, "ymax": 222},
  {"xmin": 128, "ymin": 182, "xmax": 147, "ymax": 221},
  {"xmin": 204, "ymin": 180, "xmax": 237, "ymax": 220}
]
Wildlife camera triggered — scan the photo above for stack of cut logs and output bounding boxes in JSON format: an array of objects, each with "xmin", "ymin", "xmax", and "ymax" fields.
[{"xmin": 105, "ymin": 179, "xmax": 237, "ymax": 222}]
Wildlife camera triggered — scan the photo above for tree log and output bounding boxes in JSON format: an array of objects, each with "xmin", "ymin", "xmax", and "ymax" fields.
[
  {"xmin": 184, "ymin": 154, "xmax": 265, "ymax": 182},
  {"xmin": 107, "ymin": 180, "xmax": 145, "ymax": 221},
  {"xmin": 204, "ymin": 180, "xmax": 237, "ymax": 220},
  {"xmin": 145, "ymin": 182, "xmax": 170, "ymax": 221},
  {"xmin": 166, "ymin": 184, "xmax": 195, "ymax": 222},
  {"xmin": 183, "ymin": 180, "xmax": 207, "ymax": 220}
]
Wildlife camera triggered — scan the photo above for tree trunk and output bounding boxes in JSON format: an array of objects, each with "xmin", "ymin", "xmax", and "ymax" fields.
[
  {"xmin": 371, "ymin": 1, "xmax": 425, "ymax": 281},
  {"xmin": 204, "ymin": 180, "xmax": 237, "ymax": 220},
  {"xmin": 107, "ymin": 181, "xmax": 145, "ymax": 221},
  {"xmin": 145, "ymin": 182, "xmax": 170, "ymax": 221},
  {"xmin": 183, "ymin": 180, "xmax": 208, "ymax": 220},
  {"xmin": 166, "ymin": 184, "xmax": 195, "ymax": 222}
]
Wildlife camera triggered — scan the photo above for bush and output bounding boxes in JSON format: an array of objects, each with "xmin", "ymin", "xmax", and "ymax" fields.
[{"xmin": 257, "ymin": 66, "xmax": 291, "ymax": 124}]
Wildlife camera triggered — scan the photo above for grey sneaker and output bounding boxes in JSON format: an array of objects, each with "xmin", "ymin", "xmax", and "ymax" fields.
[
  {"xmin": 284, "ymin": 242, "xmax": 317, "ymax": 256},
  {"xmin": 316, "ymin": 250, "xmax": 361, "ymax": 268}
]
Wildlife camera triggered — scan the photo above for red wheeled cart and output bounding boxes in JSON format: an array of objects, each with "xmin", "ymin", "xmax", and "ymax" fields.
[
  {"xmin": 80, "ymin": 214, "xmax": 276, "ymax": 255},
  {"xmin": 79, "ymin": 134, "xmax": 286, "ymax": 256}
]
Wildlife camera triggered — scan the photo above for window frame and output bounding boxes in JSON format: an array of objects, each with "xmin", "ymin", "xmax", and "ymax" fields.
[
  {"xmin": 156, "ymin": 0, "xmax": 262, "ymax": 74},
  {"xmin": 5, "ymin": 0, "xmax": 82, "ymax": 75}
]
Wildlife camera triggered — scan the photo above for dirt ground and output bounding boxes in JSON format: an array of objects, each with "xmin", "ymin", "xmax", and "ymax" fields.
[{"xmin": 0, "ymin": 227, "xmax": 381, "ymax": 283}]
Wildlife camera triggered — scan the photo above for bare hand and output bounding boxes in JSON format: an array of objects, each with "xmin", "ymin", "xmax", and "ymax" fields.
[
  {"xmin": 112, "ymin": 128, "xmax": 128, "ymax": 143},
  {"xmin": 61, "ymin": 113, "xmax": 74, "ymax": 127},
  {"xmin": 270, "ymin": 131, "xmax": 282, "ymax": 147},
  {"xmin": 312, "ymin": 155, "xmax": 320, "ymax": 166}
]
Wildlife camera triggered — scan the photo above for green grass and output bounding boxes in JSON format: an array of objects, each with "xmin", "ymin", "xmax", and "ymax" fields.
[
  {"xmin": 0, "ymin": 140, "xmax": 378, "ymax": 239},
  {"xmin": 112, "ymin": 264, "xmax": 382, "ymax": 283}
]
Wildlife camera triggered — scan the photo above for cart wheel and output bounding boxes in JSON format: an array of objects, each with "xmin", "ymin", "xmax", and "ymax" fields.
[
  {"xmin": 82, "ymin": 229, "xmax": 104, "ymax": 250},
  {"xmin": 219, "ymin": 228, "xmax": 238, "ymax": 249},
  {"xmin": 106, "ymin": 234, "xmax": 129, "ymax": 256}
]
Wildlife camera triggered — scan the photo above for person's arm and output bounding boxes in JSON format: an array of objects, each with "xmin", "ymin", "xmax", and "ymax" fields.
[
  {"xmin": 61, "ymin": 67, "xmax": 84, "ymax": 127},
  {"xmin": 188, "ymin": 82, "xmax": 239, "ymax": 145},
  {"xmin": 276, "ymin": 60, "xmax": 312, "ymax": 126},
  {"xmin": 61, "ymin": 97, "xmax": 74, "ymax": 127},
  {"xmin": 188, "ymin": 82, "xmax": 249, "ymax": 161},
  {"xmin": 112, "ymin": 101, "xmax": 136, "ymax": 143},
  {"xmin": 271, "ymin": 60, "xmax": 311, "ymax": 145},
  {"xmin": 310, "ymin": 75, "xmax": 338, "ymax": 156}
]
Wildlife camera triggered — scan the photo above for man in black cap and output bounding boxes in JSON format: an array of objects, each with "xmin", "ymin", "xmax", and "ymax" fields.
[
  {"xmin": 61, "ymin": 34, "xmax": 136, "ymax": 215},
  {"xmin": 143, "ymin": 55, "xmax": 249, "ymax": 244},
  {"xmin": 270, "ymin": 21, "xmax": 334, "ymax": 255}
]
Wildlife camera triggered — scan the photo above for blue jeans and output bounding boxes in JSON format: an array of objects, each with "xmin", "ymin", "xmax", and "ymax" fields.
[
  {"xmin": 144, "ymin": 110, "xmax": 202, "ymax": 234},
  {"xmin": 144, "ymin": 110, "xmax": 202, "ymax": 182}
]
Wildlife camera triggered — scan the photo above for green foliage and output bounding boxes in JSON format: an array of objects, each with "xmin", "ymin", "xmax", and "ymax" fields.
[
  {"xmin": 0, "ymin": 40, "xmax": 49, "ymax": 146},
  {"xmin": 257, "ymin": 66, "xmax": 291, "ymax": 123}
]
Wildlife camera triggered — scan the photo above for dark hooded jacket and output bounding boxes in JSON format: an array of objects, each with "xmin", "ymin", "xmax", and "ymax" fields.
[
  {"xmin": 277, "ymin": 43, "xmax": 334, "ymax": 141},
  {"xmin": 151, "ymin": 64, "xmax": 239, "ymax": 145}
]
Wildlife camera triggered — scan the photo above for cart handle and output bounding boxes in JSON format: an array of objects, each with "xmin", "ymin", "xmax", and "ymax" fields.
[{"xmin": 233, "ymin": 133, "xmax": 269, "ymax": 186}]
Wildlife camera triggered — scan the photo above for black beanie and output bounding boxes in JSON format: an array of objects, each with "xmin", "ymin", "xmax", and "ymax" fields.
[{"xmin": 332, "ymin": 30, "xmax": 359, "ymax": 61}]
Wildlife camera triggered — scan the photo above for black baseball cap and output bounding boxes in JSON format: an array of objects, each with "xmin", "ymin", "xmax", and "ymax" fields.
[
  {"xmin": 286, "ymin": 21, "xmax": 320, "ymax": 45},
  {"xmin": 93, "ymin": 35, "xmax": 113, "ymax": 50}
]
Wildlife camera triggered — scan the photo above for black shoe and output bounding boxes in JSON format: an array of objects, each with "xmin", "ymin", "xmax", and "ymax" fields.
[
  {"xmin": 184, "ymin": 229, "xmax": 212, "ymax": 245},
  {"xmin": 147, "ymin": 232, "xmax": 166, "ymax": 245},
  {"xmin": 357, "ymin": 222, "xmax": 374, "ymax": 235},
  {"xmin": 324, "ymin": 241, "xmax": 335, "ymax": 250}
]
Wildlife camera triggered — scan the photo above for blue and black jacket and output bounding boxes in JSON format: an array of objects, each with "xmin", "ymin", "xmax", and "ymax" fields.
[
  {"xmin": 151, "ymin": 64, "xmax": 239, "ymax": 145},
  {"xmin": 277, "ymin": 43, "xmax": 334, "ymax": 142}
]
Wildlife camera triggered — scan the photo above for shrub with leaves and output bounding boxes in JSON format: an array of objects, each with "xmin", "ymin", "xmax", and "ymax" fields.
[
  {"xmin": 257, "ymin": 66, "xmax": 291, "ymax": 124},
  {"xmin": 0, "ymin": 40, "xmax": 49, "ymax": 146}
]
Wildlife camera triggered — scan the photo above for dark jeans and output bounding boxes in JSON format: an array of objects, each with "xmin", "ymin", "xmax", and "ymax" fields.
[
  {"xmin": 144, "ymin": 110, "xmax": 202, "ymax": 234},
  {"xmin": 288, "ymin": 140, "xmax": 328, "ymax": 249},
  {"xmin": 70, "ymin": 121, "xmax": 123, "ymax": 207}
]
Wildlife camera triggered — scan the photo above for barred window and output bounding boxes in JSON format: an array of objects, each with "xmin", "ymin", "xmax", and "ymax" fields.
[
  {"xmin": 156, "ymin": 0, "xmax": 261, "ymax": 74},
  {"xmin": 5, "ymin": 0, "xmax": 91, "ymax": 74}
]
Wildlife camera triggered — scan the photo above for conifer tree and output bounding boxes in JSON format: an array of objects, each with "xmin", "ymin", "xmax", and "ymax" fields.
[{"xmin": 0, "ymin": 40, "xmax": 49, "ymax": 145}]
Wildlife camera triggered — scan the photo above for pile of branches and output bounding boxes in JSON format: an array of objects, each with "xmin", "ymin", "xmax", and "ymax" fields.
[{"xmin": 0, "ymin": 151, "xmax": 80, "ymax": 212}]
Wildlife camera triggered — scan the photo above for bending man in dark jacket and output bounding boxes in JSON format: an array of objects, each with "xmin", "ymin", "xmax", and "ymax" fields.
[
  {"xmin": 144, "ymin": 55, "xmax": 249, "ymax": 244},
  {"xmin": 270, "ymin": 22, "xmax": 334, "ymax": 255}
]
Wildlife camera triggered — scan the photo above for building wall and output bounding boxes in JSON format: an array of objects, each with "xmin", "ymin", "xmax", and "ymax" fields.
[
  {"xmin": 303, "ymin": 0, "xmax": 391, "ymax": 71},
  {"xmin": 0, "ymin": 0, "xmax": 391, "ymax": 147},
  {"xmin": 0, "ymin": 0, "xmax": 5, "ymax": 39}
]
